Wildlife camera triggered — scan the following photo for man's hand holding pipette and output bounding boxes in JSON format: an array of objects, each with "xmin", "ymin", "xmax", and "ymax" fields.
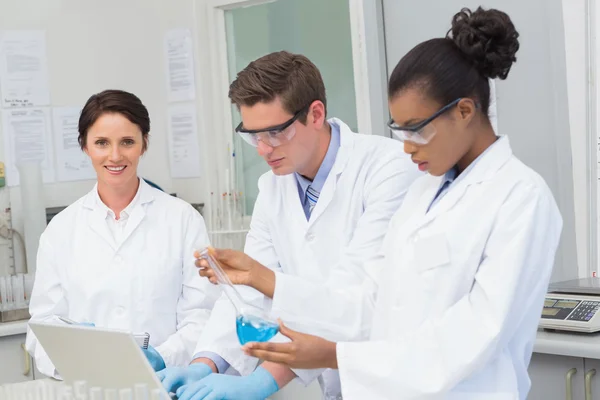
[{"xmin": 194, "ymin": 247, "xmax": 276, "ymax": 298}]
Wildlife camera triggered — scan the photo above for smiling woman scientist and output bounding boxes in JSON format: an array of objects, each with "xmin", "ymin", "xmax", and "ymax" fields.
[
  {"xmin": 242, "ymin": 7, "xmax": 563, "ymax": 399},
  {"xmin": 26, "ymin": 90, "xmax": 219, "ymax": 378}
]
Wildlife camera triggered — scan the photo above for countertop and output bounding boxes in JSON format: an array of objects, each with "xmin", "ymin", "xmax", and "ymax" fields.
[
  {"xmin": 0, "ymin": 320, "xmax": 28, "ymax": 338},
  {"xmin": 535, "ymin": 328, "xmax": 600, "ymax": 359}
]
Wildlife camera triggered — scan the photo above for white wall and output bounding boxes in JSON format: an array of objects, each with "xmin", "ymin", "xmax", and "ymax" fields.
[
  {"xmin": 0, "ymin": 0, "xmax": 211, "ymax": 273},
  {"xmin": 562, "ymin": 0, "xmax": 590, "ymax": 278},
  {"xmin": 0, "ymin": 1, "xmax": 590, "ymax": 282},
  {"xmin": 561, "ymin": 0, "xmax": 598, "ymax": 278},
  {"xmin": 382, "ymin": 0, "xmax": 578, "ymax": 282}
]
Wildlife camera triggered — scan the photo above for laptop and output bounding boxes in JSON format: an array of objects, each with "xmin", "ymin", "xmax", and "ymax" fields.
[{"xmin": 28, "ymin": 321, "xmax": 170, "ymax": 398}]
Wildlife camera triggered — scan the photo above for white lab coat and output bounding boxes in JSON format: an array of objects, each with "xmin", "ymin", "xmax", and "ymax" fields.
[
  {"xmin": 26, "ymin": 179, "xmax": 220, "ymax": 378},
  {"xmin": 337, "ymin": 136, "xmax": 563, "ymax": 399},
  {"xmin": 193, "ymin": 118, "xmax": 422, "ymax": 397}
]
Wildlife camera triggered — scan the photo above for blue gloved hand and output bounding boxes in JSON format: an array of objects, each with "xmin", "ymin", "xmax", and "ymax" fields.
[
  {"xmin": 176, "ymin": 366, "xmax": 278, "ymax": 400},
  {"xmin": 158, "ymin": 363, "xmax": 213, "ymax": 393},
  {"xmin": 142, "ymin": 345, "xmax": 166, "ymax": 372}
]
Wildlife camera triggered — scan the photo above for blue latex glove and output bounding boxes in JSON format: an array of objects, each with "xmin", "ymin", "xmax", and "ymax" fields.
[
  {"xmin": 142, "ymin": 345, "xmax": 166, "ymax": 372},
  {"xmin": 158, "ymin": 363, "xmax": 213, "ymax": 393},
  {"xmin": 176, "ymin": 367, "xmax": 279, "ymax": 400}
]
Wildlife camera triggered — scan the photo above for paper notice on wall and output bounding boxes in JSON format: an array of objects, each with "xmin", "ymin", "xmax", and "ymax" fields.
[
  {"xmin": 2, "ymin": 107, "xmax": 55, "ymax": 186},
  {"xmin": 0, "ymin": 31, "xmax": 51, "ymax": 108},
  {"xmin": 167, "ymin": 103, "xmax": 202, "ymax": 178},
  {"xmin": 53, "ymin": 107, "xmax": 95, "ymax": 182},
  {"xmin": 164, "ymin": 28, "xmax": 196, "ymax": 103}
]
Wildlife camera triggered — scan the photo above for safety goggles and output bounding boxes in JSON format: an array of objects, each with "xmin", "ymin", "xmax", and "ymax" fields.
[
  {"xmin": 235, "ymin": 103, "xmax": 312, "ymax": 147},
  {"xmin": 387, "ymin": 98, "xmax": 462, "ymax": 145}
]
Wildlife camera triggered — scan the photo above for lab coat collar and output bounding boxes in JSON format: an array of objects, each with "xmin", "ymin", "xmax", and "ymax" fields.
[
  {"xmin": 409, "ymin": 135, "xmax": 513, "ymax": 233},
  {"xmin": 93, "ymin": 181, "xmax": 141, "ymax": 221},
  {"xmin": 283, "ymin": 118, "xmax": 357, "ymax": 229},
  {"xmin": 307, "ymin": 118, "xmax": 355, "ymax": 224},
  {"xmin": 294, "ymin": 122, "xmax": 341, "ymax": 219},
  {"xmin": 82, "ymin": 178, "xmax": 156, "ymax": 250},
  {"xmin": 328, "ymin": 118, "xmax": 355, "ymax": 176},
  {"xmin": 83, "ymin": 178, "xmax": 155, "ymax": 210}
]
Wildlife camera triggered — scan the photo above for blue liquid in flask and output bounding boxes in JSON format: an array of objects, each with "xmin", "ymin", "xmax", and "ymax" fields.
[{"xmin": 236, "ymin": 314, "xmax": 279, "ymax": 345}]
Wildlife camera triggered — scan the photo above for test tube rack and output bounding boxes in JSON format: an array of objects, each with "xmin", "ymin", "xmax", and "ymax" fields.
[
  {"xmin": 0, "ymin": 271, "xmax": 31, "ymax": 323},
  {"xmin": 206, "ymin": 190, "xmax": 249, "ymax": 251},
  {"xmin": 0, "ymin": 380, "xmax": 170, "ymax": 400},
  {"xmin": 0, "ymin": 307, "xmax": 30, "ymax": 323}
]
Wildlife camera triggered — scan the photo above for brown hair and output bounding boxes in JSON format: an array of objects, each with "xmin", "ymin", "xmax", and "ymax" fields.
[
  {"xmin": 228, "ymin": 51, "xmax": 327, "ymax": 123},
  {"xmin": 78, "ymin": 89, "xmax": 150, "ymax": 150}
]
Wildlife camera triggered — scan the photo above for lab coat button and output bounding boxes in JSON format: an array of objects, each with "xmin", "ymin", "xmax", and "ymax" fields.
[
  {"xmin": 114, "ymin": 256, "xmax": 122, "ymax": 264},
  {"xmin": 115, "ymin": 306, "xmax": 125, "ymax": 314},
  {"xmin": 306, "ymin": 233, "xmax": 315, "ymax": 242}
]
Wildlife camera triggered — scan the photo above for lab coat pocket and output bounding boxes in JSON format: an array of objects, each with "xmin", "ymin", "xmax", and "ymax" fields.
[
  {"xmin": 414, "ymin": 233, "xmax": 450, "ymax": 272},
  {"xmin": 141, "ymin": 256, "xmax": 182, "ymax": 312}
]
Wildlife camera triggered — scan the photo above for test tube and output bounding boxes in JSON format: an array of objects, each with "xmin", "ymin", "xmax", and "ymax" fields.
[
  {"xmin": 88, "ymin": 389, "xmax": 103, "ymax": 400},
  {"xmin": 118, "ymin": 389, "xmax": 132, "ymax": 400},
  {"xmin": 197, "ymin": 248, "xmax": 244, "ymax": 308},
  {"xmin": 12, "ymin": 274, "xmax": 25, "ymax": 308},
  {"xmin": 73, "ymin": 382, "xmax": 87, "ymax": 400},
  {"xmin": 149, "ymin": 390, "xmax": 166, "ymax": 400},
  {"xmin": 0, "ymin": 276, "xmax": 5, "ymax": 311},
  {"xmin": 10, "ymin": 386, "xmax": 23, "ymax": 400},
  {"xmin": 0, "ymin": 275, "xmax": 12, "ymax": 311},
  {"xmin": 6, "ymin": 276, "xmax": 13, "ymax": 310},
  {"xmin": 3, "ymin": 384, "xmax": 13, "ymax": 400},
  {"xmin": 39, "ymin": 381, "xmax": 54, "ymax": 400},
  {"xmin": 133, "ymin": 385, "xmax": 148, "ymax": 400},
  {"xmin": 30, "ymin": 381, "xmax": 46, "ymax": 400},
  {"xmin": 44, "ymin": 381, "xmax": 57, "ymax": 400},
  {"xmin": 24, "ymin": 273, "xmax": 34, "ymax": 304},
  {"xmin": 58, "ymin": 387, "xmax": 74, "ymax": 400},
  {"xmin": 103, "ymin": 389, "xmax": 117, "ymax": 400}
]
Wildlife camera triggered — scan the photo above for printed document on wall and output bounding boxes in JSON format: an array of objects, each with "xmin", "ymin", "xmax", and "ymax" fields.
[
  {"xmin": 167, "ymin": 103, "xmax": 202, "ymax": 178},
  {"xmin": 2, "ymin": 108, "xmax": 55, "ymax": 186},
  {"xmin": 0, "ymin": 31, "xmax": 51, "ymax": 108},
  {"xmin": 164, "ymin": 28, "xmax": 196, "ymax": 102},
  {"xmin": 53, "ymin": 107, "xmax": 95, "ymax": 182}
]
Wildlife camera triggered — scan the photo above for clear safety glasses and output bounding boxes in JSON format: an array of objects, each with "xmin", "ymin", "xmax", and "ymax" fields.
[
  {"xmin": 235, "ymin": 103, "xmax": 312, "ymax": 147},
  {"xmin": 387, "ymin": 98, "xmax": 462, "ymax": 145}
]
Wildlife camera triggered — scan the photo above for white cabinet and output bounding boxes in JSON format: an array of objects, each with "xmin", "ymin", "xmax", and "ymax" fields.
[
  {"xmin": 529, "ymin": 353, "xmax": 600, "ymax": 399},
  {"xmin": 583, "ymin": 358, "xmax": 600, "ymax": 400},
  {"xmin": 0, "ymin": 333, "xmax": 34, "ymax": 384}
]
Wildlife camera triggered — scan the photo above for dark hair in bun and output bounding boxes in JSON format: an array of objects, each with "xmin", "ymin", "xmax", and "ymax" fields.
[
  {"xmin": 450, "ymin": 7, "xmax": 519, "ymax": 79},
  {"xmin": 388, "ymin": 7, "xmax": 519, "ymax": 116}
]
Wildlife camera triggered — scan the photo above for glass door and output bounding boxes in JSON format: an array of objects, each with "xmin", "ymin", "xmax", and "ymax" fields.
[{"xmin": 223, "ymin": 0, "xmax": 358, "ymax": 215}]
